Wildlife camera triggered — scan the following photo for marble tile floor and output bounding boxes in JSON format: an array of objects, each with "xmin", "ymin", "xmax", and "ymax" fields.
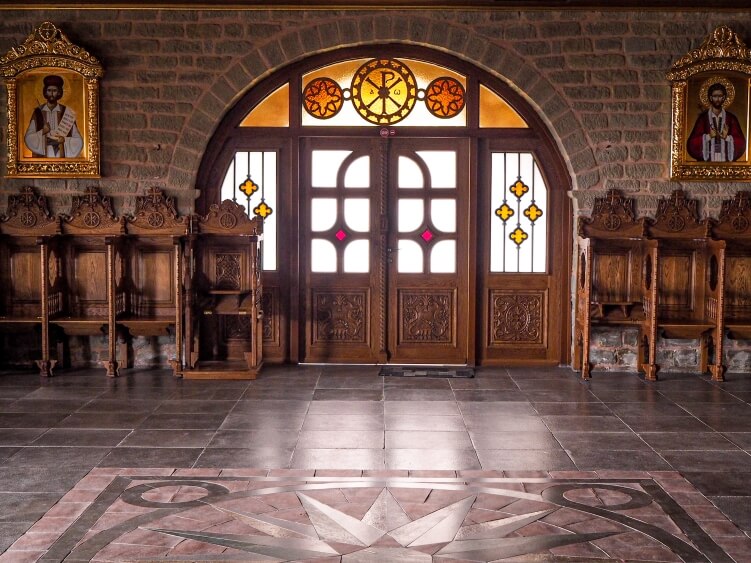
[{"xmin": 0, "ymin": 364, "xmax": 749, "ymax": 561}]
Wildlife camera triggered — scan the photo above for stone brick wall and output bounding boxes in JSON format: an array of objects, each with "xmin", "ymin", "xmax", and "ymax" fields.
[{"xmin": 1, "ymin": 8, "xmax": 750, "ymax": 371}]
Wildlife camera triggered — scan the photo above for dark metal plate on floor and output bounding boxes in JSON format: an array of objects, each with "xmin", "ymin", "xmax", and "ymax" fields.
[{"xmin": 379, "ymin": 366, "xmax": 475, "ymax": 378}]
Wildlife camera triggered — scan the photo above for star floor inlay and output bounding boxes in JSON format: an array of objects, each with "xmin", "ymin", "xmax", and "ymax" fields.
[{"xmin": 2, "ymin": 469, "xmax": 739, "ymax": 562}]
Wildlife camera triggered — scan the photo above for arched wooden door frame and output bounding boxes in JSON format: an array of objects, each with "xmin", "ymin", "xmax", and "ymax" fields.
[{"xmin": 196, "ymin": 44, "xmax": 572, "ymax": 367}]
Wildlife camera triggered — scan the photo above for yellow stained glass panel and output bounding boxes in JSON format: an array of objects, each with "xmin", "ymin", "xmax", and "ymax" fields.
[
  {"xmin": 240, "ymin": 83, "xmax": 289, "ymax": 127},
  {"xmin": 479, "ymin": 84, "xmax": 528, "ymax": 128}
]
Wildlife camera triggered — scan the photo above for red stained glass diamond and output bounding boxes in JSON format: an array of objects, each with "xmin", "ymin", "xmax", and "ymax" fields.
[
  {"xmin": 421, "ymin": 229, "xmax": 434, "ymax": 242},
  {"xmin": 335, "ymin": 229, "xmax": 347, "ymax": 241}
]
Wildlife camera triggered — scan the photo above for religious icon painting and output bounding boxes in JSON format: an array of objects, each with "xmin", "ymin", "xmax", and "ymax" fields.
[
  {"xmin": 0, "ymin": 21, "xmax": 103, "ymax": 178},
  {"xmin": 667, "ymin": 25, "xmax": 751, "ymax": 181}
]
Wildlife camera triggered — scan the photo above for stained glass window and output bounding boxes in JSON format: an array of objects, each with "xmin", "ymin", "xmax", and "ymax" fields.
[
  {"xmin": 490, "ymin": 152, "xmax": 547, "ymax": 273},
  {"xmin": 220, "ymin": 151, "xmax": 278, "ymax": 271}
]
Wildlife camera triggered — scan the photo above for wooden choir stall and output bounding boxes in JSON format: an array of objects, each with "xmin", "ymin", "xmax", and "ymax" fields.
[{"xmin": 0, "ymin": 187, "xmax": 263, "ymax": 379}]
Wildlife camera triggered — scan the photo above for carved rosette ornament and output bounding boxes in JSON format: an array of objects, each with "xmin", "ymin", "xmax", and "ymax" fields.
[
  {"xmin": 491, "ymin": 291, "xmax": 544, "ymax": 344},
  {"xmin": 667, "ymin": 26, "xmax": 751, "ymax": 181},
  {"xmin": 715, "ymin": 191, "xmax": 751, "ymax": 237},
  {"xmin": 0, "ymin": 21, "xmax": 103, "ymax": 178},
  {"xmin": 62, "ymin": 187, "xmax": 124, "ymax": 235},
  {"xmin": 126, "ymin": 187, "xmax": 188, "ymax": 235},
  {"xmin": 578, "ymin": 190, "xmax": 646, "ymax": 239},
  {"xmin": 648, "ymin": 190, "xmax": 709, "ymax": 238}
]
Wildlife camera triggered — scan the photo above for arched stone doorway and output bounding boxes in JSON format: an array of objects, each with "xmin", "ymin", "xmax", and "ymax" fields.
[{"xmin": 196, "ymin": 45, "xmax": 572, "ymax": 367}]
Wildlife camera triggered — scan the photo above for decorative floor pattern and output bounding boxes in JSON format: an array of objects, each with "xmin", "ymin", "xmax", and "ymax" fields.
[{"xmin": 2, "ymin": 469, "xmax": 743, "ymax": 562}]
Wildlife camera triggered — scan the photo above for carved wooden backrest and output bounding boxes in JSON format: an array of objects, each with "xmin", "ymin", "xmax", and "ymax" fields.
[
  {"xmin": 61, "ymin": 187, "xmax": 125, "ymax": 235},
  {"xmin": 195, "ymin": 200, "xmax": 263, "ymax": 236},
  {"xmin": 0, "ymin": 187, "xmax": 60, "ymax": 236},
  {"xmin": 125, "ymin": 187, "xmax": 189, "ymax": 235},
  {"xmin": 647, "ymin": 190, "xmax": 710, "ymax": 238},
  {"xmin": 714, "ymin": 191, "xmax": 751, "ymax": 239},
  {"xmin": 578, "ymin": 189, "xmax": 646, "ymax": 239}
]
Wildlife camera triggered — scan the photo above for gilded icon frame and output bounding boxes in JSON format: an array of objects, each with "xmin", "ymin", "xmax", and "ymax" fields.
[
  {"xmin": 667, "ymin": 25, "xmax": 751, "ymax": 181},
  {"xmin": 0, "ymin": 21, "xmax": 103, "ymax": 178}
]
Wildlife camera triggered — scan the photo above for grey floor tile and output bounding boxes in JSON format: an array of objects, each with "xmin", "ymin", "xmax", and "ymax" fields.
[
  {"xmin": 385, "ymin": 430, "xmax": 472, "ymax": 449},
  {"xmin": 314, "ymin": 388, "xmax": 383, "ymax": 401},
  {"xmin": 243, "ymin": 387, "xmax": 316, "ymax": 400},
  {"xmin": 0, "ymin": 413, "xmax": 69, "ymax": 428},
  {"xmin": 307, "ymin": 401, "xmax": 382, "ymax": 415},
  {"xmin": 317, "ymin": 374, "xmax": 383, "ymax": 389},
  {"xmin": 0, "ymin": 447, "xmax": 20, "ymax": 462},
  {"xmin": 531, "ymin": 402, "xmax": 613, "ymax": 416},
  {"xmin": 208, "ymin": 429, "xmax": 299, "ymax": 449},
  {"xmin": 221, "ymin": 412, "xmax": 306, "ymax": 430},
  {"xmin": 723, "ymin": 433, "xmax": 751, "ymax": 450},
  {"xmin": 0, "ymin": 467, "xmax": 90, "ymax": 493},
  {"xmin": 56, "ymin": 412, "xmax": 149, "ymax": 429},
  {"xmin": 384, "ymin": 414, "xmax": 464, "ymax": 431},
  {"xmin": 138, "ymin": 413, "xmax": 226, "ymax": 430},
  {"xmin": 4, "ymin": 446, "xmax": 111, "ymax": 468},
  {"xmin": 542, "ymin": 415, "xmax": 632, "ymax": 432},
  {"xmin": 554, "ymin": 431, "xmax": 649, "ymax": 451},
  {"xmin": 0, "ymin": 522, "xmax": 34, "ymax": 552},
  {"xmin": 298, "ymin": 430, "xmax": 383, "ymax": 449},
  {"xmin": 4, "ymin": 398, "xmax": 90, "ymax": 413},
  {"xmin": 0, "ymin": 387, "xmax": 36, "ymax": 399},
  {"xmin": 604, "ymin": 401, "xmax": 688, "ymax": 417},
  {"xmin": 619, "ymin": 415, "xmax": 712, "ymax": 433},
  {"xmin": 453, "ymin": 389, "xmax": 529, "ymax": 402},
  {"xmin": 120, "ymin": 429, "xmax": 216, "ymax": 448},
  {"xmin": 683, "ymin": 471, "xmax": 751, "ymax": 496},
  {"xmin": 469, "ymin": 431, "xmax": 562, "ymax": 450},
  {"xmin": 639, "ymin": 432, "xmax": 740, "ymax": 451},
  {"xmin": 457, "ymin": 401, "xmax": 537, "ymax": 416},
  {"xmin": 32, "ymin": 428, "xmax": 131, "ymax": 447},
  {"xmin": 231, "ymin": 399, "xmax": 310, "ymax": 414},
  {"xmin": 567, "ymin": 449, "xmax": 672, "ymax": 471},
  {"xmin": 448, "ymin": 377, "xmax": 517, "ymax": 390},
  {"xmin": 711, "ymin": 497, "xmax": 751, "ymax": 534},
  {"xmin": 385, "ymin": 400, "xmax": 460, "ymax": 415},
  {"xmin": 463, "ymin": 414, "xmax": 549, "ymax": 433},
  {"xmin": 476, "ymin": 450, "xmax": 576, "ymax": 470},
  {"xmin": 98, "ymin": 447, "xmax": 203, "ymax": 468},
  {"xmin": 523, "ymin": 390, "xmax": 601, "ymax": 403},
  {"xmin": 0, "ymin": 428, "xmax": 48, "ymax": 445},
  {"xmin": 661, "ymin": 450, "xmax": 751, "ymax": 472},
  {"xmin": 382, "ymin": 378, "xmax": 451, "ymax": 390},
  {"xmin": 386, "ymin": 449, "xmax": 480, "ymax": 470},
  {"xmin": 292, "ymin": 448, "xmax": 384, "ymax": 470},
  {"xmin": 383, "ymin": 388, "xmax": 455, "ymax": 401},
  {"xmin": 304, "ymin": 414, "xmax": 384, "ymax": 431},
  {"xmin": 168, "ymin": 387, "xmax": 247, "ymax": 401},
  {"xmin": 195, "ymin": 447, "xmax": 293, "ymax": 468},
  {"xmin": 77, "ymin": 399, "xmax": 162, "ymax": 413},
  {"xmin": 0, "ymin": 492, "xmax": 62, "ymax": 522},
  {"xmin": 153, "ymin": 399, "xmax": 238, "ymax": 414}
]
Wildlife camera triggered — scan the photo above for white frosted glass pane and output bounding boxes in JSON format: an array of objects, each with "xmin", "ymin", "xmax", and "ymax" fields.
[
  {"xmin": 312, "ymin": 150, "xmax": 351, "ymax": 187},
  {"xmin": 417, "ymin": 151, "xmax": 456, "ymax": 188},
  {"xmin": 431, "ymin": 200, "xmax": 456, "ymax": 233},
  {"xmin": 311, "ymin": 239, "xmax": 337, "ymax": 272},
  {"xmin": 398, "ymin": 156, "xmax": 423, "ymax": 188},
  {"xmin": 397, "ymin": 239, "xmax": 423, "ymax": 273},
  {"xmin": 344, "ymin": 155, "xmax": 370, "ymax": 188},
  {"xmin": 311, "ymin": 198, "xmax": 337, "ymax": 232},
  {"xmin": 344, "ymin": 199, "xmax": 369, "ymax": 232},
  {"xmin": 343, "ymin": 240, "xmax": 369, "ymax": 273},
  {"xmin": 430, "ymin": 240, "xmax": 456, "ymax": 273},
  {"xmin": 398, "ymin": 199, "xmax": 424, "ymax": 232}
]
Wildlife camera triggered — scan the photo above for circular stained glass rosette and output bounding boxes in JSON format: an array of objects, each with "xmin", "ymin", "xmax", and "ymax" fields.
[
  {"xmin": 425, "ymin": 77, "xmax": 466, "ymax": 118},
  {"xmin": 351, "ymin": 58, "xmax": 418, "ymax": 125},
  {"xmin": 303, "ymin": 77, "xmax": 344, "ymax": 119}
]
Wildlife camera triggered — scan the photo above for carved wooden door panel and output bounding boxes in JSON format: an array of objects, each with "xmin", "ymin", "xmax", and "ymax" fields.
[{"xmin": 301, "ymin": 137, "xmax": 470, "ymax": 364}]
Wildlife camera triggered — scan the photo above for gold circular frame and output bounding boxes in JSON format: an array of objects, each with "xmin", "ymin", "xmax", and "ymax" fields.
[{"xmin": 351, "ymin": 58, "xmax": 417, "ymax": 125}]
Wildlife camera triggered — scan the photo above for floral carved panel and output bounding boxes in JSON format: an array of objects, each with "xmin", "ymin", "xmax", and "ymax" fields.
[
  {"xmin": 313, "ymin": 291, "xmax": 366, "ymax": 343},
  {"xmin": 399, "ymin": 290, "xmax": 452, "ymax": 343},
  {"xmin": 491, "ymin": 290, "xmax": 546, "ymax": 345}
]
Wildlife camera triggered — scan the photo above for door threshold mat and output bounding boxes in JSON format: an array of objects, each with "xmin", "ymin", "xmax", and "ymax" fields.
[{"xmin": 379, "ymin": 365, "xmax": 475, "ymax": 378}]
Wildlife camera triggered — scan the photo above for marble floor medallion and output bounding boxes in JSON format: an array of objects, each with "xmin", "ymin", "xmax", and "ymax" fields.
[{"xmin": 3, "ymin": 469, "xmax": 738, "ymax": 562}]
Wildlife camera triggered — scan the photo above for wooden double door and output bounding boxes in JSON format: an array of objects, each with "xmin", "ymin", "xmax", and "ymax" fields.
[{"xmin": 301, "ymin": 137, "xmax": 470, "ymax": 364}]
